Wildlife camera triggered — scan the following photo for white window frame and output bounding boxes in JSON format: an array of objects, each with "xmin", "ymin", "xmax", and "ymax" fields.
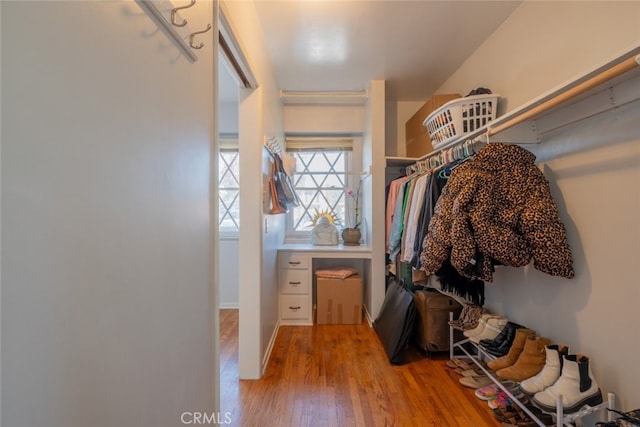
[
  {"xmin": 284, "ymin": 137, "xmax": 362, "ymax": 243},
  {"xmin": 218, "ymin": 138, "xmax": 240, "ymax": 238}
]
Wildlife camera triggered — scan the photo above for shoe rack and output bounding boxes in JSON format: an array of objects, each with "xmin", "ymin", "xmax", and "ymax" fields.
[{"xmin": 448, "ymin": 313, "xmax": 615, "ymax": 427}]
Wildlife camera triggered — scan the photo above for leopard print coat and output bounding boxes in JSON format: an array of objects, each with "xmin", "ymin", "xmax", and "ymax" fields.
[{"xmin": 420, "ymin": 143, "xmax": 575, "ymax": 281}]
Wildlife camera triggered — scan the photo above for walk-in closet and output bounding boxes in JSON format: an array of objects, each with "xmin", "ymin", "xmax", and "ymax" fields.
[
  {"xmin": 2, "ymin": 1, "xmax": 639, "ymax": 426},
  {"xmin": 381, "ymin": 46, "xmax": 640, "ymax": 426}
]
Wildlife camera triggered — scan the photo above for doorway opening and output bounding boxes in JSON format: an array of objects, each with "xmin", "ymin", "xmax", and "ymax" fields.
[{"xmin": 216, "ymin": 5, "xmax": 257, "ymax": 416}]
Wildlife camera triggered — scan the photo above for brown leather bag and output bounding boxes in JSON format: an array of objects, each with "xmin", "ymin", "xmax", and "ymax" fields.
[
  {"xmin": 413, "ymin": 289, "xmax": 462, "ymax": 355},
  {"xmin": 269, "ymin": 175, "xmax": 286, "ymax": 214}
]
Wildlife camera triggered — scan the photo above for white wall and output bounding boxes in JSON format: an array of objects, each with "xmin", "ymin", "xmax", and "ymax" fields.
[
  {"xmin": 1, "ymin": 1, "xmax": 217, "ymax": 426},
  {"xmin": 219, "ymin": 100, "xmax": 239, "ymax": 135},
  {"xmin": 365, "ymin": 80, "xmax": 387, "ymax": 321},
  {"xmin": 0, "ymin": 3, "xmax": 3, "ymax": 420},
  {"xmin": 387, "ymin": 100, "xmax": 424, "ymax": 157},
  {"xmin": 435, "ymin": 1, "xmax": 640, "ymax": 415},
  {"xmin": 284, "ymin": 105, "xmax": 365, "ymax": 134},
  {"xmin": 219, "ymin": 238, "xmax": 239, "ymax": 308},
  {"xmin": 221, "ymin": 0, "xmax": 284, "ymax": 379}
]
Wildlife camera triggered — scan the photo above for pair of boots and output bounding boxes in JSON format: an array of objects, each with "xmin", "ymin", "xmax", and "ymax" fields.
[
  {"xmin": 480, "ymin": 321, "xmax": 525, "ymax": 357},
  {"xmin": 486, "ymin": 329, "xmax": 550, "ymax": 382},
  {"xmin": 526, "ymin": 348, "xmax": 603, "ymax": 414},
  {"xmin": 488, "ymin": 332, "xmax": 603, "ymax": 414},
  {"xmin": 464, "ymin": 313, "xmax": 508, "ymax": 344}
]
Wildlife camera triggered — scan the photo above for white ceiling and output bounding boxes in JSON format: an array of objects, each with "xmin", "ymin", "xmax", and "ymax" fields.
[
  {"xmin": 252, "ymin": 0, "xmax": 522, "ymax": 102},
  {"xmin": 218, "ymin": 1, "xmax": 523, "ymax": 108}
]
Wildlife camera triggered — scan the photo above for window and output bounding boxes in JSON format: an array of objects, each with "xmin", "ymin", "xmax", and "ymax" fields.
[
  {"xmin": 285, "ymin": 137, "xmax": 360, "ymax": 240},
  {"xmin": 218, "ymin": 148, "xmax": 240, "ymax": 233}
]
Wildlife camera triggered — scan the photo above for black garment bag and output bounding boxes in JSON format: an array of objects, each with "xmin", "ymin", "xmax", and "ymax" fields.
[{"xmin": 373, "ymin": 277, "xmax": 416, "ymax": 365}]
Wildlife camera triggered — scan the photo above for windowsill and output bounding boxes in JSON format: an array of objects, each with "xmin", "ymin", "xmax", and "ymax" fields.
[
  {"xmin": 279, "ymin": 242, "xmax": 372, "ymax": 256},
  {"xmin": 219, "ymin": 233, "xmax": 239, "ymax": 241}
]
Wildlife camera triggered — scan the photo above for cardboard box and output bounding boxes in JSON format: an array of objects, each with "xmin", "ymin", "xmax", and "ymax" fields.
[
  {"xmin": 316, "ymin": 274, "xmax": 362, "ymax": 324},
  {"xmin": 405, "ymin": 93, "xmax": 461, "ymax": 158}
]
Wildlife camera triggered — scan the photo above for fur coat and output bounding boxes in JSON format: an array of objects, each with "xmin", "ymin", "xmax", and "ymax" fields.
[{"xmin": 420, "ymin": 143, "xmax": 574, "ymax": 281}]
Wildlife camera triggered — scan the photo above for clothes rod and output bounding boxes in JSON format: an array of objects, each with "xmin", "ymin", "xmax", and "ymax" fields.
[
  {"xmin": 139, "ymin": 0, "xmax": 198, "ymax": 62},
  {"xmin": 487, "ymin": 53, "xmax": 640, "ymax": 138},
  {"xmin": 427, "ymin": 139, "xmax": 482, "ymax": 162}
]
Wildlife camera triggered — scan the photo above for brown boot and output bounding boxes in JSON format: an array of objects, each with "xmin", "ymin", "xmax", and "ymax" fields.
[
  {"xmin": 497, "ymin": 336, "xmax": 552, "ymax": 381},
  {"xmin": 486, "ymin": 328, "xmax": 535, "ymax": 371}
]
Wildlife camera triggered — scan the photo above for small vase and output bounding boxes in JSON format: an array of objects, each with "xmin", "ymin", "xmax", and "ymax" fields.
[{"xmin": 342, "ymin": 228, "xmax": 361, "ymax": 246}]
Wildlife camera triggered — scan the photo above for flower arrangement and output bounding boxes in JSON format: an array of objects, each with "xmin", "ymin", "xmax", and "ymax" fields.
[{"xmin": 345, "ymin": 183, "xmax": 361, "ymax": 229}]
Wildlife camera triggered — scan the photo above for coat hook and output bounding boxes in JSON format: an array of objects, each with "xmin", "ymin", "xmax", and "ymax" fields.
[
  {"xmin": 190, "ymin": 23, "xmax": 212, "ymax": 49},
  {"xmin": 171, "ymin": 0, "xmax": 196, "ymax": 27}
]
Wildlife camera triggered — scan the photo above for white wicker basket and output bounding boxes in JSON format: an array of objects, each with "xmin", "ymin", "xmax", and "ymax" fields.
[{"xmin": 424, "ymin": 94, "xmax": 500, "ymax": 149}]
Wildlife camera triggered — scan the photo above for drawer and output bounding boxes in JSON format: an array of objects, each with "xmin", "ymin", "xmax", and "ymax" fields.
[
  {"xmin": 280, "ymin": 269, "xmax": 309, "ymax": 294},
  {"xmin": 280, "ymin": 295, "xmax": 310, "ymax": 320},
  {"xmin": 279, "ymin": 252, "xmax": 309, "ymax": 270}
]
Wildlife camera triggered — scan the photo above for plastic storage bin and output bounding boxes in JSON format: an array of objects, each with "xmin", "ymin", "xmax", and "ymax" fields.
[{"xmin": 424, "ymin": 94, "xmax": 500, "ymax": 149}]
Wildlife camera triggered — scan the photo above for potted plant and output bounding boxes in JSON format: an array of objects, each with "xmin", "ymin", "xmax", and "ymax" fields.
[{"xmin": 343, "ymin": 183, "xmax": 361, "ymax": 246}]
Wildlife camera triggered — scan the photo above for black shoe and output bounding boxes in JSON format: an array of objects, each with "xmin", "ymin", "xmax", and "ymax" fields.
[
  {"xmin": 484, "ymin": 344, "xmax": 511, "ymax": 357},
  {"xmin": 480, "ymin": 322, "xmax": 523, "ymax": 354}
]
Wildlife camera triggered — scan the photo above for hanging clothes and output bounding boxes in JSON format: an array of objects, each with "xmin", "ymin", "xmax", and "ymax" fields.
[
  {"xmin": 385, "ymin": 175, "xmax": 411, "ymax": 254},
  {"xmin": 410, "ymin": 172, "xmax": 447, "ymax": 269},
  {"xmin": 385, "ymin": 174, "xmax": 410, "ymax": 252},
  {"xmin": 400, "ymin": 172, "xmax": 430, "ymax": 263},
  {"xmin": 385, "ymin": 142, "xmax": 489, "ymax": 304},
  {"xmin": 388, "ymin": 177, "xmax": 414, "ymax": 261},
  {"xmin": 420, "ymin": 143, "xmax": 575, "ymax": 281},
  {"xmin": 382, "ymin": 141, "xmax": 487, "ymax": 303},
  {"xmin": 412, "ymin": 161, "xmax": 485, "ymax": 305}
]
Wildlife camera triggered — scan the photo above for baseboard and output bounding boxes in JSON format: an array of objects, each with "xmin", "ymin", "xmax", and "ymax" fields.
[
  {"xmin": 261, "ymin": 320, "xmax": 281, "ymax": 375},
  {"xmin": 219, "ymin": 302, "xmax": 239, "ymax": 309},
  {"xmin": 363, "ymin": 305, "xmax": 374, "ymax": 327}
]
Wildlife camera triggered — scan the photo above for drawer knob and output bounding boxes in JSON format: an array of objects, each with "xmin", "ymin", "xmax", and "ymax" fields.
[
  {"xmin": 288, "ymin": 261, "xmax": 301, "ymax": 265},
  {"xmin": 289, "ymin": 281, "xmax": 301, "ymax": 285},
  {"xmin": 289, "ymin": 306, "xmax": 301, "ymax": 311}
]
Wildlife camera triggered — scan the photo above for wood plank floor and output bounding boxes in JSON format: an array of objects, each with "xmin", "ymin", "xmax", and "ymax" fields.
[{"xmin": 220, "ymin": 309, "xmax": 501, "ymax": 427}]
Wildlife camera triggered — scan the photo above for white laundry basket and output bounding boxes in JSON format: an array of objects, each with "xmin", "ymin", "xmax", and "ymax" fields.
[{"xmin": 424, "ymin": 94, "xmax": 500, "ymax": 149}]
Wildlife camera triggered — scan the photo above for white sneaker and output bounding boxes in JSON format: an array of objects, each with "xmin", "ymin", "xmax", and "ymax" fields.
[
  {"xmin": 469, "ymin": 317, "xmax": 508, "ymax": 344},
  {"xmin": 463, "ymin": 314, "xmax": 499, "ymax": 339}
]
